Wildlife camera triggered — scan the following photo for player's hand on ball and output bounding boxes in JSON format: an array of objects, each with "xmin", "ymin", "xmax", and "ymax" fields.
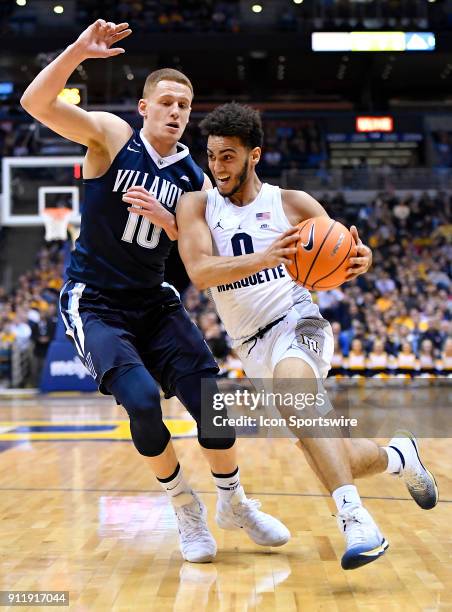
[
  {"xmin": 73, "ymin": 20, "xmax": 131, "ymax": 60},
  {"xmin": 345, "ymin": 225, "xmax": 372, "ymax": 281},
  {"xmin": 261, "ymin": 226, "xmax": 299, "ymax": 268}
]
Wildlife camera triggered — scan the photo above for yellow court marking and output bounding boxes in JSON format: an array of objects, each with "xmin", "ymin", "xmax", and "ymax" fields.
[{"xmin": 0, "ymin": 419, "xmax": 197, "ymax": 441}]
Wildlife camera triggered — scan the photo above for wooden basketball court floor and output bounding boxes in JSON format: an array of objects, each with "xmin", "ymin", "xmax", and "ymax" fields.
[{"xmin": 0, "ymin": 391, "xmax": 451, "ymax": 612}]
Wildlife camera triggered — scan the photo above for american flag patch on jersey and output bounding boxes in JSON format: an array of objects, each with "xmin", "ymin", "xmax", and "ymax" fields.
[{"xmin": 256, "ymin": 212, "xmax": 271, "ymax": 220}]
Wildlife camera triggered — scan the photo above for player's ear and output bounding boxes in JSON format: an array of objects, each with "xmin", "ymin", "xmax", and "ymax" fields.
[
  {"xmin": 138, "ymin": 98, "xmax": 147, "ymax": 118},
  {"xmin": 250, "ymin": 147, "xmax": 261, "ymax": 166}
]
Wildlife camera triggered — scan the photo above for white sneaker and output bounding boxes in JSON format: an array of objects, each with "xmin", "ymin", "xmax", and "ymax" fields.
[
  {"xmin": 388, "ymin": 430, "xmax": 439, "ymax": 510},
  {"xmin": 171, "ymin": 491, "xmax": 217, "ymax": 563},
  {"xmin": 215, "ymin": 486, "xmax": 290, "ymax": 547},
  {"xmin": 338, "ymin": 504, "xmax": 389, "ymax": 570}
]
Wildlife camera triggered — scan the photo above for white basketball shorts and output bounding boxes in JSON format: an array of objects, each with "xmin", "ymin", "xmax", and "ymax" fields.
[{"xmin": 235, "ymin": 304, "xmax": 334, "ymax": 381}]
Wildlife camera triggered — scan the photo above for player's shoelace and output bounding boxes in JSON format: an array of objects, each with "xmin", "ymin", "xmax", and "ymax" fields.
[
  {"xmin": 340, "ymin": 508, "xmax": 374, "ymax": 547},
  {"xmin": 175, "ymin": 504, "xmax": 212, "ymax": 543},
  {"xmin": 231, "ymin": 498, "xmax": 268, "ymax": 528}
]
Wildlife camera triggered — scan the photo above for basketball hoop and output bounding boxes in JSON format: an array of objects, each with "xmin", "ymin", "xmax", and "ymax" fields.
[{"xmin": 42, "ymin": 207, "xmax": 72, "ymax": 242}]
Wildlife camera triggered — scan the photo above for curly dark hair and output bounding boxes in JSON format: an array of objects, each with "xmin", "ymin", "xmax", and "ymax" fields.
[{"xmin": 199, "ymin": 102, "xmax": 264, "ymax": 150}]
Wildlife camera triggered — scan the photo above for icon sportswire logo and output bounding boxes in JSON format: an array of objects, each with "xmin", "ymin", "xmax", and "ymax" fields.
[{"xmin": 301, "ymin": 224, "xmax": 315, "ymax": 251}]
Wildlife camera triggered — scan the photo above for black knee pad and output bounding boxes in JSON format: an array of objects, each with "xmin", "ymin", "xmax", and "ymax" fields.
[
  {"xmin": 106, "ymin": 364, "xmax": 171, "ymax": 457},
  {"xmin": 129, "ymin": 411, "xmax": 171, "ymax": 457},
  {"xmin": 198, "ymin": 432, "xmax": 236, "ymax": 450},
  {"xmin": 174, "ymin": 371, "xmax": 236, "ymax": 450}
]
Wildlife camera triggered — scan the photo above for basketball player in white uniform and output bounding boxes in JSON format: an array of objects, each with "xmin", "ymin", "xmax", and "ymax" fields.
[{"xmin": 177, "ymin": 103, "xmax": 438, "ymax": 570}]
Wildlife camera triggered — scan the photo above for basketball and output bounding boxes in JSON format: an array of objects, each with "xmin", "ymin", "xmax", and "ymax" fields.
[{"xmin": 286, "ymin": 216, "xmax": 357, "ymax": 291}]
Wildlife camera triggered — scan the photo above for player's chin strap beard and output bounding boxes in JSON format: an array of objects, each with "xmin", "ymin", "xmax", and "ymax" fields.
[{"xmin": 222, "ymin": 160, "xmax": 249, "ymax": 198}]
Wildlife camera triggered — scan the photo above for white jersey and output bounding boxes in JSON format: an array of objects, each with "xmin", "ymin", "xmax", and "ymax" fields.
[{"xmin": 205, "ymin": 183, "xmax": 320, "ymax": 344}]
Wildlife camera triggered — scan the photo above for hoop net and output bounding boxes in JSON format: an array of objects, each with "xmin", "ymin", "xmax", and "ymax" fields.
[{"xmin": 42, "ymin": 207, "xmax": 72, "ymax": 241}]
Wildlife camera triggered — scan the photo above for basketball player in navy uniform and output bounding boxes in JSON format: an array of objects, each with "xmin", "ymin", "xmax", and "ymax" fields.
[
  {"xmin": 177, "ymin": 103, "xmax": 438, "ymax": 570},
  {"xmin": 20, "ymin": 21, "xmax": 289, "ymax": 563}
]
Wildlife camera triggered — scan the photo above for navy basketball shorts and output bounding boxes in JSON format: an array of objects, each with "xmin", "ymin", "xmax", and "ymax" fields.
[{"xmin": 59, "ymin": 280, "xmax": 218, "ymax": 397}]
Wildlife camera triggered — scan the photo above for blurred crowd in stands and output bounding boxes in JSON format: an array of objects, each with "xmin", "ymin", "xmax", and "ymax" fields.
[
  {"xmin": 0, "ymin": 189, "xmax": 450, "ymax": 386},
  {"xmin": 0, "ymin": 244, "xmax": 62, "ymax": 387}
]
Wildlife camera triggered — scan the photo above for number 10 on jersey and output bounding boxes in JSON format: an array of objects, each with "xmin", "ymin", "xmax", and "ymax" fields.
[{"xmin": 121, "ymin": 210, "xmax": 162, "ymax": 249}]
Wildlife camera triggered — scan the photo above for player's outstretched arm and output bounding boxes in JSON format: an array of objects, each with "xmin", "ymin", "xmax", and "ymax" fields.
[
  {"xmin": 20, "ymin": 20, "xmax": 131, "ymax": 148},
  {"xmin": 177, "ymin": 192, "xmax": 299, "ymax": 291}
]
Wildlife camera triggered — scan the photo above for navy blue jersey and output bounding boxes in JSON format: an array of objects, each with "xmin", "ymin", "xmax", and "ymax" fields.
[{"xmin": 67, "ymin": 126, "xmax": 204, "ymax": 289}]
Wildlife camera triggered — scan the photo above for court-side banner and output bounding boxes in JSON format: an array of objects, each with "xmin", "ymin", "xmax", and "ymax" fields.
[{"xmin": 40, "ymin": 337, "xmax": 98, "ymax": 393}]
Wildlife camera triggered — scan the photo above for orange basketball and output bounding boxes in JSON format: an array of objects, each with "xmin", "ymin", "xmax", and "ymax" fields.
[{"xmin": 286, "ymin": 216, "xmax": 357, "ymax": 291}]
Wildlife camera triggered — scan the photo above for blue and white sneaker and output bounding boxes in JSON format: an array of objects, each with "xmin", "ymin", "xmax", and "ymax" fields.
[
  {"xmin": 388, "ymin": 431, "xmax": 439, "ymax": 510},
  {"xmin": 338, "ymin": 505, "xmax": 389, "ymax": 570}
]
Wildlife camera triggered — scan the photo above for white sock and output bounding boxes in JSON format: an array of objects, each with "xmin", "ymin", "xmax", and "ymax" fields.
[
  {"xmin": 332, "ymin": 484, "xmax": 361, "ymax": 512},
  {"xmin": 384, "ymin": 446, "xmax": 404, "ymax": 474},
  {"xmin": 212, "ymin": 467, "xmax": 241, "ymax": 502},
  {"xmin": 157, "ymin": 463, "xmax": 190, "ymax": 498}
]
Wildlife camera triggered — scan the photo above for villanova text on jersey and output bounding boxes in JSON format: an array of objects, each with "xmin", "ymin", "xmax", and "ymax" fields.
[{"xmin": 67, "ymin": 127, "xmax": 204, "ymax": 289}]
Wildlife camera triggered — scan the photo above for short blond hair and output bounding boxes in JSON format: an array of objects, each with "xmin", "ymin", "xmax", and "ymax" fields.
[{"xmin": 143, "ymin": 68, "xmax": 194, "ymax": 98}]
